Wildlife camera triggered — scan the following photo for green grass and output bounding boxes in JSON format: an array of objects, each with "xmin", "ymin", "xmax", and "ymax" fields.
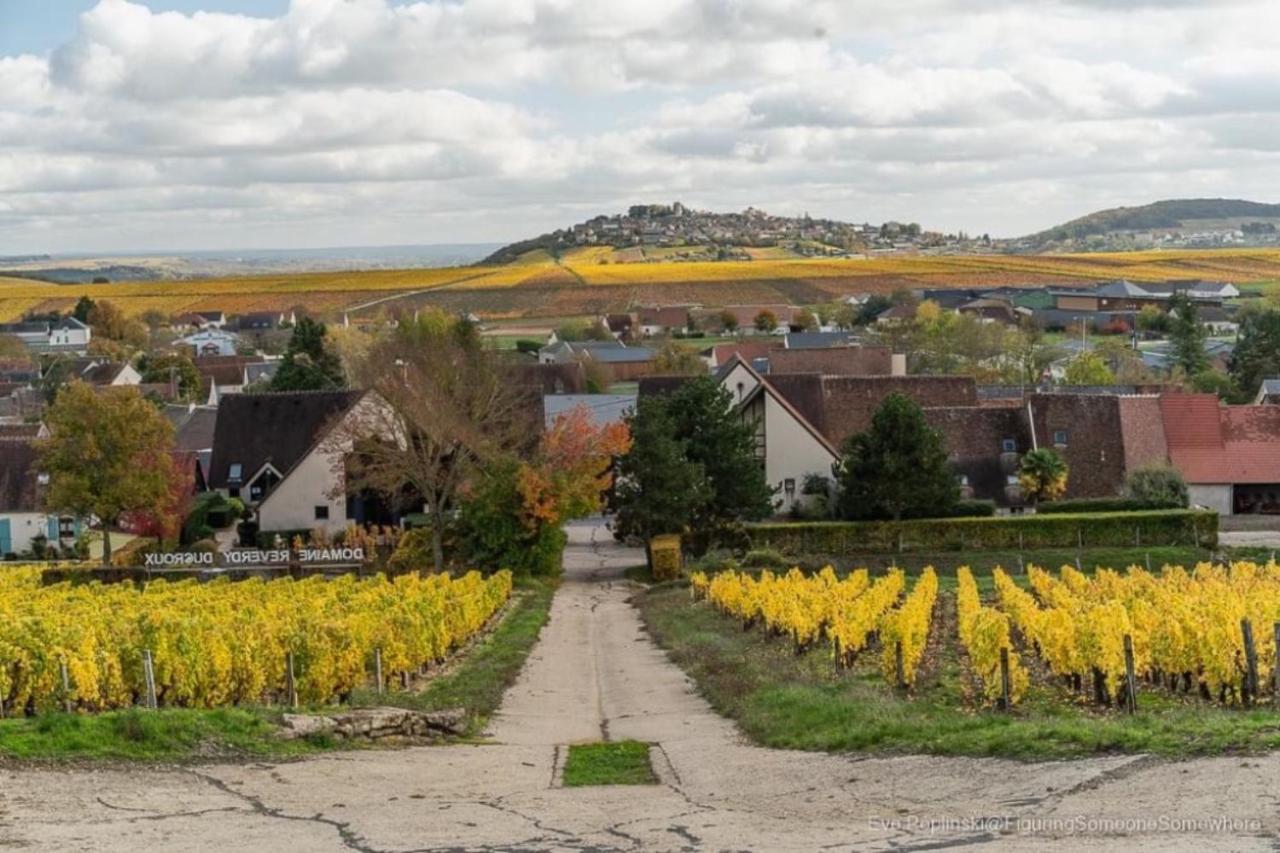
[
  {"xmin": 0, "ymin": 707, "xmax": 325, "ymax": 762},
  {"xmin": 349, "ymin": 576, "xmax": 557, "ymax": 735},
  {"xmin": 0, "ymin": 577, "xmax": 557, "ymax": 761},
  {"xmin": 562, "ymin": 740, "xmax": 657, "ymax": 786},
  {"xmin": 636, "ymin": 571, "xmax": 1280, "ymax": 760}
]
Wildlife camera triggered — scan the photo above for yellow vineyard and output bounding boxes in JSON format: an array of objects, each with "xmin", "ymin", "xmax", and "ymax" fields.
[
  {"xmin": 691, "ymin": 561, "xmax": 1280, "ymax": 709},
  {"xmin": 2, "ymin": 248, "xmax": 1280, "ymax": 321},
  {"xmin": 0, "ymin": 566, "xmax": 512, "ymax": 713}
]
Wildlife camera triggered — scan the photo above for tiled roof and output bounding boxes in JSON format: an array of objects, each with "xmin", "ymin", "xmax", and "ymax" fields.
[
  {"xmin": 1161, "ymin": 395, "xmax": 1280, "ymax": 484},
  {"xmin": 769, "ymin": 346, "xmax": 892, "ymax": 376}
]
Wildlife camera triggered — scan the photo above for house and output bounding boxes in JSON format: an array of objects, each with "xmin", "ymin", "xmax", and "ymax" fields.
[
  {"xmin": 1254, "ymin": 379, "xmax": 1280, "ymax": 405},
  {"xmin": 783, "ymin": 331, "xmax": 863, "ymax": 349},
  {"xmin": 637, "ymin": 306, "xmax": 694, "ymax": 337},
  {"xmin": 513, "ymin": 361, "xmax": 587, "ymax": 395},
  {"xmin": 207, "ymin": 390, "xmax": 386, "ymax": 535},
  {"xmin": 538, "ymin": 341, "xmax": 657, "ymax": 382},
  {"xmin": 236, "ymin": 312, "xmax": 285, "ymax": 332},
  {"xmin": 605, "ymin": 313, "xmax": 636, "ymax": 340},
  {"xmin": 0, "ymin": 318, "xmax": 91, "ymax": 354},
  {"xmin": 1161, "ymin": 395, "xmax": 1280, "ymax": 515},
  {"xmin": 1050, "ymin": 279, "xmax": 1226, "ymax": 314},
  {"xmin": 0, "ymin": 439, "xmax": 82, "ymax": 555},
  {"xmin": 956, "ymin": 297, "xmax": 1025, "ymax": 325},
  {"xmin": 667, "ymin": 356, "xmax": 1181, "ymax": 516},
  {"xmin": 173, "ymin": 311, "xmax": 227, "ymax": 331},
  {"xmin": 243, "ymin": 361, "xmax": 280, "ymax": 387},
  {"xmin": 79, "ymin": 361, "xmax": 142, "ymax": 387},
  {"xmin": 178, "ymin": 329, "xmax": 241, "ymax": 358},
  {"xmin": 874, "ymin": 304, "xmax": 917, "ymax": 326},
  {"xmin": 768, "ymin": 346, "xmax": 902, "ymax": 376}
]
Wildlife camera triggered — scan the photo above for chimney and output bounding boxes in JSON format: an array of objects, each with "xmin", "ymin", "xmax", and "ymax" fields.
[{"xmin": 890, "ymin": 353, "xmax": 907, "ymax": 376}]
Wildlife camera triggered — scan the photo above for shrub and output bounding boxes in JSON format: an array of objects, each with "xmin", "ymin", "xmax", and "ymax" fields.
[
  {"xmin": 746, "ymin": 510, "xmax": 1217, "ymax": 554},
  {"xmin": 1037, "ymin": 497, "xmax": 1181, "ymax": 514},
  {"xmin": 649, "ymin": 535, "xmax": 683, "ymax": 581},
  {"xmin": 938, "ymin": 500, "xmax": 997, "ymax": 518},
  {"xmin": 742, "ymin": 547, "xmax": 786, "ymax": 568},
  {"xmin": 386, "ymin": 527, "xmax": 433, "ymax": 574},
  {"xmin": 1124, "ymin": 465, "xmax": 1190, "ymax": 509}
]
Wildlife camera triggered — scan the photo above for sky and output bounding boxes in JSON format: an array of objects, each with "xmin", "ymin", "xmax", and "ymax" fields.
[{"xmin": 1, "ymin": 0, "xmax": 1279, "ymax": 254}]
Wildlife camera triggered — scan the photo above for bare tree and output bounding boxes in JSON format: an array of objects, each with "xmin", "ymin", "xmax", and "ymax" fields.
[{"xmin": 331, "ymin": 314, "xmax": 534, "ymax": 573}]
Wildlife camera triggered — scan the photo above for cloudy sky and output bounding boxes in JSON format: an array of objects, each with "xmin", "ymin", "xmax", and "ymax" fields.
[{"xmin": 1, "ymin": 0, "xmax": 1278, "ymax": 254}]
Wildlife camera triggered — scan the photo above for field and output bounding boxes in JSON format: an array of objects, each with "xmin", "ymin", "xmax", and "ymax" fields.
[
  {"xmin": 3, "ymin": 247, "xmax": 1280, "ymax": 323},
  {"xmin": 0, "ymin": 566, "xmax": 512, "ymax": 715},
  {"xmin": 636, "ymin": 559, "xmax": 1280, "ymax": 758}
]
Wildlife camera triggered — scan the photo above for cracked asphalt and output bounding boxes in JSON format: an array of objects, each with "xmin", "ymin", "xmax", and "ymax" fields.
[{"xmin": 2, "ymin": 519, "xmax": 1279, "ymax": 851}]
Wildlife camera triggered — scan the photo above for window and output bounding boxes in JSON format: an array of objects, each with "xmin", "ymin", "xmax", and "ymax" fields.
[
  {"xmin": 228, "ymin": 463, "xmax": 243, "ymax": 481},
  {"xmin": 1053, "ymin": 429, "xmax": 1069, "ymax": 446},
  {"xmin": 314, "ymin": 505, "xmax": 330, "ymax": 521},
  {"xmin": 58, "ymin": 517, "xmax": 74, "ymax": 539},
  {"xmin": 228, "ymin": 487, "xmax": 240, "ymax": 499},
  {"xmin": 1001, "ymin": 438, "xmax": 1017, "ymax": 453}
]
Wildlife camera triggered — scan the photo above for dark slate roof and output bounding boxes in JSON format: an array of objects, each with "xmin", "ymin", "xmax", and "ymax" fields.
[
  {"xmin": 783, "ymin": 331, "xmax": 861, "ymax": 349},
  {"xmin": 164, "ymin": 405, "xmax": 219, "ymax": 453},
  {"xmin": 637, "ymin": 375, "xmax": 697, "ymax": 398},
  {"xmin": 0, "ymin": 439, "xmax": 39, "ymax": 513},
  {"xmin": 1095, "ymin": 280, "xmax": 1152, "ymax": 298},
  {"xmin": 79, "ymin": 361, "xmax": 126, "ymax": 385},
  {"xmin": 0, "ymin": 322, "xmax": 48, "ymax": 334},
  {"xmin": 207, "ymin": 390, "xmax": 364, "ymax": 489}
]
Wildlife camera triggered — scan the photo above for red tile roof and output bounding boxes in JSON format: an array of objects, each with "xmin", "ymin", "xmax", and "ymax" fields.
[{"xmin": 1162, "ymin": 395, "xmax": 1280, "ymax": 484}]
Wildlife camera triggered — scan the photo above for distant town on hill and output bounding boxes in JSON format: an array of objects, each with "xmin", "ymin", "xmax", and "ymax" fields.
[{"xmin": 485, "ymin": 198, "xmax": 1280, "ymax": 265}]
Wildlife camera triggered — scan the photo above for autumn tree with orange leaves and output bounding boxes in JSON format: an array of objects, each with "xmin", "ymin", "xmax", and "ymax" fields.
[{"xmin": 454, "ymin": 405, "xmax": 631, "ymax": 575}]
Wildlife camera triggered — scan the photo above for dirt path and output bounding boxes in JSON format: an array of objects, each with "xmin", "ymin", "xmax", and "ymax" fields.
[{"xmin": 2, "ymin": 520, "xmax": 1278, "ymax": 851}]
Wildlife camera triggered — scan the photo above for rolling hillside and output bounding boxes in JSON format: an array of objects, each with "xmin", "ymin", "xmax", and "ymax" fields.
[
  {"xmin": 1029, "ymin": 198, "xmax": 1280, "ymax": 242},
  {"xmin": 2, "ymin": 247, "xmax": 1280, "ymax": 324}
]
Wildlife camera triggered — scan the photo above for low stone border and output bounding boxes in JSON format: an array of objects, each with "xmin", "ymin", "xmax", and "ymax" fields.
[{"xmin": 279, "ymin": 706, "xmax": 468, "ymax": 741}]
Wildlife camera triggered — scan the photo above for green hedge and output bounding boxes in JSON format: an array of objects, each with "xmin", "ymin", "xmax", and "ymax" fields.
[
  {"xmin": 746, "ymin": 510, "xmax": 1218, "ymax": 554},
  {"xmin": 1037, "ymin": 497, "xmax": 1182, "ymax": 514}
]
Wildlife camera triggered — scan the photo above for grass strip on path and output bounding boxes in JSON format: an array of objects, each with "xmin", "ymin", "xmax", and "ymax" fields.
[{"xmin": 563, "ymin": 741, "xmax": 657, "ymax": 786}]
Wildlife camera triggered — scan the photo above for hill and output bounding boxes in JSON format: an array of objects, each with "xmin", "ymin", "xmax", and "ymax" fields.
[
  {"xmin": 1028, "ymin": 198, "xmax": 1280, "ymax": 243},
  {"xmin": 480, "ymin": 202, "xmax": 961, "ymax": 265}
]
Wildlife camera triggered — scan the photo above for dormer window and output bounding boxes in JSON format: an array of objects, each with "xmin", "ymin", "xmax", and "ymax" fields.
[
  {"xmin": 1053, "ymin": 430, "xmax": 1068, "ymax": 447},
  {"xmin": 1001, "ymin": 438, "xmax": 1017, "ymax": 453},
  {"xmin": 228, "ymin": 463, "xmax": 243, "ymax": 482}
]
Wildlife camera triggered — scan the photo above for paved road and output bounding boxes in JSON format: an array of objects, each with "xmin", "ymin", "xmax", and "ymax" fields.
[
  {"xmin": 2, "ymin": 520, "xmax": 1278, "ymax": 851},
  {"xmin": 1221, "ymin": 531, "xmax": 1280, "ymax": 549}
]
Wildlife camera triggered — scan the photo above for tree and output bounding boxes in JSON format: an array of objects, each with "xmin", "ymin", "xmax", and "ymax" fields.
[
  {"xmin": 72, "ymin": 295, "xmax": 97, "ymax": 324},
  {"xmin": 833, "ymin": 304, "xmax": 858, "ymax": 330},
  {"xmin": 1063, "ymin": 351, "xmax": 1115, "ymax": 385},
  {"xmin": 138, "ymin": 352, "xmax": 203, "ymax": 401},
  {"xmin": 1017, "ymin": 448, "xmax": 1068, "ymax": 507},
  {"xmin": 1229, "ymin": 307, "xmax": 1280, "ymax": 398},
  {"xmin": 337, "ymin": 311, "xmax": 533, "ymax": 573},
  {"xmin": 270, "ymin": 317, "xmax": 345, "ymax": 391},
  {"xmin": 1167, "ymin": 292, "xmax": 1208, "ymax": 376},
  {"xmin": 1124, "ymin": 465, "xmax": 1189, "ymax": 508},
  {"xmin": 834, "ymin": 393, "xmax": 957, "ymax": 521},
  {"xmin": 753, "ymin": 310, "xmax": 778, "ymax": 333},
  {"xmin": 857, "ymin": 294, "xmax": 892, "ymax": 325},
  {"xmin": 37, "ymin": 382, "xmax": 177, "ymax": 563},
  {"xmin": 612, "ymin": 377, "xmax": 772, "ymax": 556},
  {"xmin": 454, "ymin": 406, "xmax": 631, "ymax": 575},
  {"xmin": 612, "ymin": 401, "xmax": 710, "ymax": 555},
  {"xmin": 86, "ymin": 301, "xmax": 148, "ymax": 352},
  {"xmin": 718, "ymin": 310, "xmax": 739, "ymax": 334},
  {"xmin": 792, "ymin": 309, "xmax": 818, "ymax": 331},
  {"xmin": 653, "ymin": 342, "xmax": 705, "ymax": 375}
]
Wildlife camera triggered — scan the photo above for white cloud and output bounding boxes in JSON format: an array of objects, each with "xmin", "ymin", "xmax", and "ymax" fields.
[{"xmin": 2, "ymin": 0, "xmax": 1280, "ymax": 252}]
